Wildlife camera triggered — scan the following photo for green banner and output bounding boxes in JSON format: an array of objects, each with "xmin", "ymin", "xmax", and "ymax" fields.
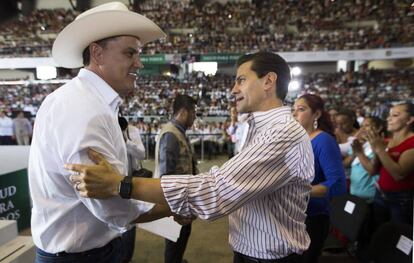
[
  {"xmin": 0, "ymin": 169, "xmax": 31, "ymax": 231},
  {"xmin": 140, "ymin": 54, "xmax": 166, "ymax": 64},
  {"xmin": 200, "ymin": 53, "xmax": 242, "ymax": 63}
]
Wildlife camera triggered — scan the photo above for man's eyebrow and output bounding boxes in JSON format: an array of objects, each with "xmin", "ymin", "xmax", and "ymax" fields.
[
  {"xmin": 236, "ymin": 75, "xmax": 245, "ymax": 81},
  {"xmin": 124, "ymin": 47, "xmax": 139, "ymax": 53}
]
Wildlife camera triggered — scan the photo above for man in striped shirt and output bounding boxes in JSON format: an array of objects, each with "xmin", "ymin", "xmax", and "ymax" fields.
[{"xmin": 67, "ymin": 51, "xmax": 315, "ymax": 262}]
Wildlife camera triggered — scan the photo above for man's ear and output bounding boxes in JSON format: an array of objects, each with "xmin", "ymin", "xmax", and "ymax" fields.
[
  {"xmin": 175, "ymin": 108, "xmax": 187, "ymax": 120},
  {"xmin": 264, "ymin": 72, "xmax": 277, "ymax": 92},
  {"xmin": 89, "ymin": 43, "xmax": 104, "ymax": 65}
]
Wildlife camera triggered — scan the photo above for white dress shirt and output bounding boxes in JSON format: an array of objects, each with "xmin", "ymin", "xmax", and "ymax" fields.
[
  {"xmin": 161, "ymin": 107, "xmax": 314, "ymax": 259},
  {"xmin": 0, "ymin": 116, "xmax": 14, "ymax": 136},
  {"xmin": 29, "ymin": 69, "xmax": 152, "ymax": 253}
]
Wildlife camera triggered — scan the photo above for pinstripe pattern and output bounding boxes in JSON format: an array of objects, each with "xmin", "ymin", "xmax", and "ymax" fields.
[{"xmin": 161, "ymin": 106, "xmax": 314, "ymax": 259}]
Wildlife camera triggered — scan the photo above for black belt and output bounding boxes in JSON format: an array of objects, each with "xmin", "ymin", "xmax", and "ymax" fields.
[{"xmin": 37, "ymin": 237, "xmax": 120, "ymax": 257}]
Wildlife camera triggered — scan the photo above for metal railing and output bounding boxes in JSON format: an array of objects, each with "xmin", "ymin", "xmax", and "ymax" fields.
[{"xmin": 140, "ymin": 132, "xmax": 225, "ymax": 161}]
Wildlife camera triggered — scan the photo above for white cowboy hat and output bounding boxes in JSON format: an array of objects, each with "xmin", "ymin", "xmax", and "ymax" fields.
[{"xmin": 52, "ymin": 1, "xmax": 166, "ymax": 68}]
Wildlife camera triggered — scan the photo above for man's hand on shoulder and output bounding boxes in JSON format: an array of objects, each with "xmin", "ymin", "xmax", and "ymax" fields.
[{"xmin": 65, "ymin": 148, "xmax": 123, "ymax": 199}]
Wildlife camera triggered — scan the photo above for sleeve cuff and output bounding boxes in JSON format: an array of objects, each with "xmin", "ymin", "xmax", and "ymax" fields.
[{"xmin": 160, "ymin": 175, "xmax": 192, "ymax": 216}]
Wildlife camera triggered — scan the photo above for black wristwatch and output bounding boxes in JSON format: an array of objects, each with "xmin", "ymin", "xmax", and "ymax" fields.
[{"xmin": 119, "ymin": 175, "xmax": 133, "ymax": 199}]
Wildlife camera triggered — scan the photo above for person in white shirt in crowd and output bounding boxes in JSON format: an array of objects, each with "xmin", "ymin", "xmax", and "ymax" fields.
[
  {"xmin": 67, "ymin": 51, "xmax": 314, "ymax": 263},
  {"xmin": 187, "ymin": 121, "xmax": 201, "ymax": 152},
  {"xmin": 203, "ymin": 122, "xmax": 217, "ymax": 159},
  {"xmin": 124, "ymin": 119, "xmax": 147, "ymax": 173},
  {"xmin": 12, "ymin": 111, "xmax": 32, "ymax": 145},
  {"xmin": 213, "ymin": 122, "xmax": 225, "ymax": 154},
  {"xmin": 336, "ymin": 109, "xmax": 359, "ymax": 157},
  {"xmin": 0, "ymin": 110, "xmax": 14, "ymax": 145},
  {"xmin": 28, "ymin": 3, "xmax": 177, "ymax": 263},
  {"xmin": 226, "ymin": 106, "xmax": 238, "ymax": 158},
  {"xmin": 227, "ymin": 106, "xmax": 251, "ymax": 156},
  {"xmin": 336, "ymin": 109, "xmax": 360, "ymax": 179},
  {"xmin": 226, "ymin": 106, "xmax": 249, "ymax": 156}
]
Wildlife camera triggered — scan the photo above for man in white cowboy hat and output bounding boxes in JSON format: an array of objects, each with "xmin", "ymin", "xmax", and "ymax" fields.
[{"xmin": 28, "ymin": 2, "xmax": 171, "ymax": 262}]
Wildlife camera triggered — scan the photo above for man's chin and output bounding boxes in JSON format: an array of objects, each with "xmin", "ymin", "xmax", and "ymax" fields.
[
  {"xmin": 118, "ymin": 86, "xmax": 134, "ymax": 97},
  {"xmin": 236, "ymin": 106, "xmax": 246, "ymax": 114}
]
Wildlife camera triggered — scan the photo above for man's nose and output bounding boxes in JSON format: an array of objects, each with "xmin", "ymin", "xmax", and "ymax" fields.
[
  {"xmin": 134, "ymin": 57, "xmax": 144, "ymax": 69},
  {"xmin": 231, "ymin": 84, "xmax": 239, "ymax": 95}
]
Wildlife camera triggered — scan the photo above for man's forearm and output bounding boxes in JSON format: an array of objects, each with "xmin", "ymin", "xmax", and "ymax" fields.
[
  {"xmin": 132, "ymin": 204, "xmax": 171, "ymax": 223},
  {"xmin": 131, "ymin": 178, "xmax": 168, "ymax": 205}
]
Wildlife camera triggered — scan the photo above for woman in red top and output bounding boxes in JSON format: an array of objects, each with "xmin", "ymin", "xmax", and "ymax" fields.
[{"xmin": 366, "ymin": 102, "xmax": 414, "ymax": 226}]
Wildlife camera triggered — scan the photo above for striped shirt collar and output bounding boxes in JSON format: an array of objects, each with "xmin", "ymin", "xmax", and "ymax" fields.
[
  {"xmin": 78, "ymin": 68, "xmax": 123, "ymax": 114},
  {"xmin": 250, "ymin": 106, "xmax": 292, "ymax": 130}
]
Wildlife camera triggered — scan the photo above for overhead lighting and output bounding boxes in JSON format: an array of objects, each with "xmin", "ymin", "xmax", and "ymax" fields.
[{"xmin": 291, "ymin": 66, "xmax": 302, "ymax": 76}]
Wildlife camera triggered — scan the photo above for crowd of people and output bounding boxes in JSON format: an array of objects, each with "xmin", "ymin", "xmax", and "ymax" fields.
[
  {"xmin": 1, "ymin": 68, "xmax": 412, "ymax": 160},
  {"xmin": 296, "ymin": 69, "xmax": 414, "ymax": 120},
  {"xmin": 289, "ymin": 95, "xmax": 414, "ymax": 262},
  {"xmin": 1, "ymin": 0, "xmax": 413, "ymax": 57},
  {"xmin": 1, "ymin": 69, "xmax": 412, "ymax": 123}
]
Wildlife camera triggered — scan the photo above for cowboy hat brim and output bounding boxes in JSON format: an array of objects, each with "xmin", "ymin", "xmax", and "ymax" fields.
[{"xmin": 52, "ymin": 10, "xmax": 166, "ymax": 68}]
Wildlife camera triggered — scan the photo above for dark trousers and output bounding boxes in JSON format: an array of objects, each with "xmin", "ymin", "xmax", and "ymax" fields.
[
  {"xmin": 205, "ymin": 141, "xmax": 217, "ymax": 159},
  {"xmin": 164, "ymin": 223, "xmax": 192, "ymax": 263},
  {"xmin": 121, "ymin": 226, "xmax": 136, "ymax": 263},
  {"xmin": 35, "ymin": 237, "xmax": 123, "ymax": 263},
  {"xmin": 300, "ymin": 214, "xmax": 330, "ymax": 263},
  {"xmin": 373, "ymin": 189, "xmax": 414, "ymax": 228},
  {"xmin": 0, "ymin": 135, "xmax": 14, "ymax": 145},
  {"xmin": 233, "ymin": 252, "xmax": 301, "ymax": 263},
  {"xmin": 355, "ymin": 203, "xmax": 375, "ymax": 262}
]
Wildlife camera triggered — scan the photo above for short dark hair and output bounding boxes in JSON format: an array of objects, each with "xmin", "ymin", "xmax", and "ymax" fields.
[
  {"xmin": 337, "ymin": 109, "xmax": 356, "ymax": 121},
  {"xmin": 337, "ymin": 108, "xmax": 359, "ymax": 129},
  {"xmin": 82, "ymin": 37, "xmax": 116, "ymax": 66},
  {"xmin": 173, "ymin": 95, "xmax": 196, "ymax": 116},
  {"xmin": 236, "ymin": 51, "xmax": 291, "ymax": 101}
]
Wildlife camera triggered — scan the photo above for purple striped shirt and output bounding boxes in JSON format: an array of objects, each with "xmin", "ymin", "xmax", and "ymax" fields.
[{"xmin": 161, "ymin": 106, "xmax": 314, "ymax": 259}]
